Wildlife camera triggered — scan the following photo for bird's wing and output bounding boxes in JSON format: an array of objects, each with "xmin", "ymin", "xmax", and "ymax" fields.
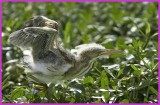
[{"xmin": 9, "ymin": 27, "xmax": 58, "ymax": 52}]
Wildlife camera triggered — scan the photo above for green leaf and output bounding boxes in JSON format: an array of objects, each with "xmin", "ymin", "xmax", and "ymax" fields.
[
  {"xmin": 2, "ymin": 75, "xmax": 10, "ymax": 90},
  {"xmin": 82, "ymin": 34, "xmax": 89, "ymax": 43},
  {"xmin": 2, "ymin": 83, "xmax": 10, "ymax": 90},
  {"xmin": 131, "ymin": 64, "xmax": 138, "ymax": 71},
  {"xmin": 83, "ymin": 76, "xmax": 94, "ymax": 84},
  {"xmin": 131, "ymin": 64, "xmax": 142, "ymax": 76},
  {"xmin": 100, "ymin": 70, "xmax": 109, "ymax": 88},
  {"xmin": 120, "ymin": 99, "xmax": 129, "ymax": 103},
  {"xmin": 151, "ymin": 33, "xmax": 158, "ymax": 39},
  {"xmin": 137, "ymin": 79, "xmax": 157, "ymax": 90},
  {"xmin": 103, "ymin": 92, "xmax": 109, "ymax": 102},
  {"xmin": 137, "ymin": 41, "xmax": 143, "ymax": 47},
  {"xmin": 132, "ymin": 38, "xmax": 138, "ymax": 48},
  {"xmin": 153, "ymin": 41, "xmax": 158, "ymax": 51},
  {"xmin": 145, "ymin": 22, "xmax": 151, "ymax": 35},
  {"xmin": 119, "ymin": 45, "xmax": 134, "ymax": 50},
  {"xmin": 149, "ymin": 86, "xmax": 158, "ymax": 95},
  {"xmin": 116, "ymin": 37, "xmax": 125, "ymax": 46},
  {"xmin": 64, "ymin": 21, "xmax": 71, "ymax": 48},
  {"xmin": 70, "ymin": 98, "xmax": 76, "ymax": 103},
  {"xmin": 117, "ymin": 67, "xmax": 125, "ymax": 78},
  {"xmin": 10, "ymin": 88, "xmax": 25, "ymax": 100}
]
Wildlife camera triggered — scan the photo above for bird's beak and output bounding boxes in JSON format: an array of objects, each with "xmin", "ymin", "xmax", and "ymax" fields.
[{"xmin": 100, "ymin": 49, "xmax": 124, "ymax": 55}]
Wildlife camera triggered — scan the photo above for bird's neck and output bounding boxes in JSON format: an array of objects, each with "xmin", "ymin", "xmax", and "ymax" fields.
[
  {"xmin": 64, "ymin": 56, "xmax": 95, "ymax": 80},
  {"xmin": 76, "ymin": 53, "xmax": 95, "ymax": 63},
  {"xmin": 58, "ymin": 47, "xmax": 76, "ymax": 63}
]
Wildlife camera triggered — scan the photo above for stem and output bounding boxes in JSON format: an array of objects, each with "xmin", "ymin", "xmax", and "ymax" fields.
[
  {"xmin": 143, "ymin": 35, "xmax": 151, "ymax": 50},
  {"xmin": 144, "ymin": 59, "xmax": 157, "ymax": 102},
  {"xmin": 145, "ymin": 84, "xmax": 150, "ymax": 102},
  {"xmin": 129, "ymin": 18, "xmax": 146, "ymax": 37}
]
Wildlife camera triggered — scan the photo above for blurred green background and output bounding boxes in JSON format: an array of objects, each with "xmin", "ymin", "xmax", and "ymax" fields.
[{"xmin": 2, "ymin": 2, "xmax": 158, "ymax": 103}]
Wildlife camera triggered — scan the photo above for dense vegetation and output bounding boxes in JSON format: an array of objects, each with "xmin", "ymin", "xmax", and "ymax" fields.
[{"xmin": 2, "ymin": 2, "xmax": 158, "ymax": 103}]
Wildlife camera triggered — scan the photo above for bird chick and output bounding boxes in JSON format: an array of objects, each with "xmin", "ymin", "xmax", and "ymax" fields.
[{"xmin": 9, "ymin": 16, "xmax": 123, "ymax": 84}]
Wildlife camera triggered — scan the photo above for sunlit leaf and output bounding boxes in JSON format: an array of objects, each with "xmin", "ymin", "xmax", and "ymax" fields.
[
  {"xmin": 117, "ymin": 66, "xmax": 125, "ymax": 78},
  {"xmin": 100, "ymin": 71, "xmax": 109, "ymax": 88},
  {"xmin": 10, "ymin": 88, "xmax": 25, "ymax": 100},
  {"xmin": 149, "ymin": 86, "xmax": 158, "ymax": 95},
  {"xmin": 83, "ymin": 76, "xmax": 94, "ymax": 84},
  {"xmin": 145, "ymin": 22, "xmax": 151, "ymax": 35}
]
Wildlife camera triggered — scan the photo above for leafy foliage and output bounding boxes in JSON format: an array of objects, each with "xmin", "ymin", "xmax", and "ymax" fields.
[{"xmin": 2, "ymin": 2, "xmax": 158, "ymax": 103}]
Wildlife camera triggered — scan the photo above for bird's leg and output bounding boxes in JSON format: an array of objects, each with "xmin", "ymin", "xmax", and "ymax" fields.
[
  {"xmin": 27, "ymin": 73, "xmax": 48, "ymax": 90},
  {"xmin": 27, "ymin": 74, "xmax": 58, "ymax": 102}
]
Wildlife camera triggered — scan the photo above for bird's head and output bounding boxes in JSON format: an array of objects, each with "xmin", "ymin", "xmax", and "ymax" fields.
[
  {"xmin": 73, "ymin": 43, "xmax": 123, "ymax": 61},
  {"xmin": 21, "ymin": 16, "xmax": 58, "ymax": 30}
]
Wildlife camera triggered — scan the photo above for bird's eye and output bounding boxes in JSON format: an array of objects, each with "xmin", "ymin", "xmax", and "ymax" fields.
[
  {"xmin": 45, "ymin": 22, "xmax": 58, "ymax": 30},
  {"xmin": 45, "ymin": 22, "xmax": 53, "ymax": 25}
]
